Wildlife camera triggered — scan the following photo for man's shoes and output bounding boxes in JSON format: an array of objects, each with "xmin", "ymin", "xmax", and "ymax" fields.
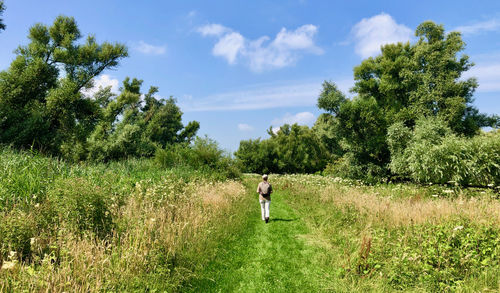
[{"xmin": 265, "ymin": 217, "xmax": 269, "ymax": 223}]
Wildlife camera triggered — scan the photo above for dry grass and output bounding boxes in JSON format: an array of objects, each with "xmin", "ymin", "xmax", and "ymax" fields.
[
  {"xmin": 318, "ymin": 185, "xmax": 500, "ymax": 228},
  {"xmin": 1, "ymin": 180, "xmax": 246, "ymax": 292}
]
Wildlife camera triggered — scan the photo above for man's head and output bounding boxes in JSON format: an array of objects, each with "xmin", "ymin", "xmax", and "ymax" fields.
[{"xmin": 262, "ymin": 174, "xmax": 268, "ymax": 181}]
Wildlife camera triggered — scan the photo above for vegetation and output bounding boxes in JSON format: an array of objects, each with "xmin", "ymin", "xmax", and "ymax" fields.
[
  {"xmin": 1, "ymin": 12, "xmax": 499, "ymax": 292},
  {"xmin": 236, "ymin": 21, "xmax": 499, "ymax": 185},
  {"xmin": 0, "ymin": 16, "xmax": 199, "ymax": 161},
  {"xmin": 277, "ymin": 175, "xmax": 500, "ymax": 292},
  {"xmin": 0, "ymin": 1, "xmax": 5, "ymax": 32},
  {"xmin": 0, "ymin": 148, "xmax": 247, "ymax": 291},
  {"xmin": 235, "ymin": 124, "xmax": 329, "ymax": 174}
]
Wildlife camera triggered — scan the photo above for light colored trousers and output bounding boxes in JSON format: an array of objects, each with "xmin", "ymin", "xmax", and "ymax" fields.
[{"xmin": 259, "ymin": 199, "xmax": 271, "ymax": 220}]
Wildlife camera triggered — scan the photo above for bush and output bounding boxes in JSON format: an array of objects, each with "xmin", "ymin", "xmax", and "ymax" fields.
[
  {"xmin": 155, "ymin": 137, "xmax": 241, "ymax": 180},
  {"xmin": 385, "ymin": 222, "xmax": 500, "ymax": 291},
  {"xmin": 388, "ymin": 117, "xmax": 500, "ymax": 186},
  {"xmin": 48, "ymin": 178, "xmax": 114, "ymax": 238},
  {"xmin": 0, "ymin": 210, "xmax": 36, "ymax": 261}
]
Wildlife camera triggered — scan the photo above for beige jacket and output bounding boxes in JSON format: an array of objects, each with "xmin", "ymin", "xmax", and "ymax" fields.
[{"xmin": 257, "ymin": 181, "xmax": 272, "ymax": 201}]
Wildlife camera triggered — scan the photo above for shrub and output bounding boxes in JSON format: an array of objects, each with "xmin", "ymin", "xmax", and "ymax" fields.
[
  {"xmin": 388, "ymin": 117, "xmax": 500, "ymax": 186},
  {"xmin": 155, "ymin": 137, "xmax": 241, "ymax": 180},
  {"xmin": 48, "ymin": 178, "xmax": 114, "ymax": 238},
  {"xmin": 386, "ymin": 222, "xmax": 500, "ymax": 291},
  {"xmin": 0, "ymin": 210, "xmax": 35, "ymax": 261}
]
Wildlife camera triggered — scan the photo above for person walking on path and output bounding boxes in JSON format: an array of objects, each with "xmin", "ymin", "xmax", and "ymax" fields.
[{"xmin": 257, "ymin": 174, "xmax": 273, "ymax": 223}]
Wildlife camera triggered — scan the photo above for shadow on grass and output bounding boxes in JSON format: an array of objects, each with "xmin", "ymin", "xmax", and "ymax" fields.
[{"xmin": 271, "ymin": 218, "xmax": 298, "ymax": 222}]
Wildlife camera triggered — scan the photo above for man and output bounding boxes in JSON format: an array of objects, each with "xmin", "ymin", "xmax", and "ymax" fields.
[{"xmin": 257, "ymin": 174, "xmax": 272, "ymax": 223}]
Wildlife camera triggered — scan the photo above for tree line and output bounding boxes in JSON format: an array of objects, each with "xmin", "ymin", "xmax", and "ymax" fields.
[
  {"xmin": 235, "ymin": 21, "xmax": 499, "ymax": 186},
  {"xmin": 0, "ymin": 15, "xmax": 204, "ymax": 162}
]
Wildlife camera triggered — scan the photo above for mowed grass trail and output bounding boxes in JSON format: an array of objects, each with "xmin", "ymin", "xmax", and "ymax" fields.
[{"xmin": 188, "ymin": 177, "xmax": 331, "ymax": 292}]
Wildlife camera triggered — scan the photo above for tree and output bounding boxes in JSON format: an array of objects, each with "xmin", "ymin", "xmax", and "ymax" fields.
[
  {"xmin": 317, "ymin": 21, "xmax": 498, "ymax": 180},
  {"xmin": 0, "ymin": 1, "xmax": 5, "ymax": 32},
  {"xmin": 84, "ymin": 77, "xmax": 199, "ymax": 162},
  {"xmin": 235, "ymin": 124, "xmax": 329, "ymax": 174},
  {"xmin": 0, "ymin": 15, "xmax": 128, "ymax": 154},
  {"xmin": 351, "ymin": 21, "xmax": 495, "ymax": 135}
]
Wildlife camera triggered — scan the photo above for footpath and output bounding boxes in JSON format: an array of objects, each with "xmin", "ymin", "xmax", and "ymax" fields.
[{"xmin": 188, "ymin": 180, "xmax": 327, "ymax": 292}]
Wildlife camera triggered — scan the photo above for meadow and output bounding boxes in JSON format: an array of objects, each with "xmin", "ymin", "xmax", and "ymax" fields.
[
  {"xmin": 0, "ymin": 148, "xmax": 251, "ymax": 291},
  {"xmin": 1, "ymin": 149, "xmax": 499, "ymax": 292}
]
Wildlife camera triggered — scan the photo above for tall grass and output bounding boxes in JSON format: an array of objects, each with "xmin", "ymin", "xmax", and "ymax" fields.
[
  {"xmin": 274, "ymin": 174, "xmax": 500, "ymax": 292},
  {"xmin": 0, "ymin": 147, "xmax": 247, "ymax": 291}
]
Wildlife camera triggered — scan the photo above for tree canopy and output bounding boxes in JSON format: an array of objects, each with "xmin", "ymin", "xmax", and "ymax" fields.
[
  {"xmin": 0, "ymin": 1, "xmax": 5, "ymax": 32},
  {"xmin": 0, "ymin": 15, "xmax": 199, "ymax": 161},
  {"xmin": 237, "ymin": 21, "xmax": 498, "ymax": 183}
]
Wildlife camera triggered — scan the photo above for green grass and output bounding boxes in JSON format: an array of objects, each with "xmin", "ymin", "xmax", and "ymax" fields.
[
  {"xmin": 1, "ymin": 150, "xmax": 498, "ymax": 292},
  {"xmin": 188, "ymin": 177, "xmax": 334, "ymax": 292}
]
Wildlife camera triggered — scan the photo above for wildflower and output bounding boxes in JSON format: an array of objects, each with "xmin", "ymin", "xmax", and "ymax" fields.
[
  {"xmin": 1, "ymin": 261, "xmax": 16, "ymax": 270},
  {"xmin": 453, "ymin": 226, "xmax": 464, "ymax": 231},
  {"xmin": 443, "ymin": 189, "xmax": 454, "ymax": 194},
  {"xmin": 431, "ymin": 194, "xmax": 439, "ymax": 197}
]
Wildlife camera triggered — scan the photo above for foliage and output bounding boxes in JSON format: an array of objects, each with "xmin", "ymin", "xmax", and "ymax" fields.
[
  {"xmin": 235, "ymin": 124, "xmax": 330, "ymax": 174},
  {"xmin": 315, "ymin": 21, "xmax": 498, "ymax": 181},
  {"xmin": 82, "ymin": 78, "xmax": 199, "ymax": 162},
  {"xmin": 0, "ymin": 15, "xmax": 128, "ymax": 155},
  {"xmin": 388, "ymin": 117, "xmax": 500, "ymax": 186},
  {"xmin": 48, "ymin": 177, "xmax": 114, "ymax": 238},
  {"xmin": 277, "ymin": 173, "xmax": 500, "ymax": 292},
  {"xmin": 155, "ymin": 137, "xmax": 240, "ymax": 180},
  {"xmin": 0, "ymin": 1, "xmax": 5, "ymax": 32},
  {"xmin": 0, "ymin": 147, "xmax": 247, "ymax": 291},
  {"xmin": 386, "ymin": 222, "xmax": 500, "ymax": 291}
]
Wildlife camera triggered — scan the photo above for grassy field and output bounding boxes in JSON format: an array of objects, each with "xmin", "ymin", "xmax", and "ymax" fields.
[
  {"xmin": 1, "ymin": 149, "xmax": 499, "ymax": 292},
  {"xmin": 0, "ymin": 148, "xmax": 251, "ymax": 291}
]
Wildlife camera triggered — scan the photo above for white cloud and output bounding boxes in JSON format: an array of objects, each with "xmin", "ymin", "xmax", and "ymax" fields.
[
  {"xmin": 453, "ymin": 19, "xmax": 500, "ymax": 35},
  {"xmin": 271, "ymin": 112, "xmax": 316, "ymax": 127},
  {"xmin": 179, "ymin": 77, "xmax": 354, "ymax": 112},
  {"xmin": 352, "ymin": 13, "xmax": 412, "ymax": 58},
  {"xmin": 81, "ymin": 74, "xmax": 119, "ymax": 96},
  {"xmin": 179, "ymin": 80, "xmax": 322, "ymax": 112},
  {"xmin": 213, "ymin": 32, "xmax": 245, "ymax": 64},
  {"xmin": 463, "ymin": 63, "xmax": 500, "ymax": 92},
  {"xmin": 197, "ymin": 23, "xmax": 323, "ymax": 72},
  {"xmin": 197, "ymin": 23, "xmax": 231, "ymax": 37},
  {"xmin": 237, "ymin": 123, "xmax": 254, "ymax": 131},
  {"xmin": 135, "ymin": 41, "xmax": 166, "ymax": 55}
]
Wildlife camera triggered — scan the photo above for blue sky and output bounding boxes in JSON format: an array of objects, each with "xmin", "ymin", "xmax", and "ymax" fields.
[{"xmin": 1, "ymin": 0, "xmax": 499, "ymax": 152}]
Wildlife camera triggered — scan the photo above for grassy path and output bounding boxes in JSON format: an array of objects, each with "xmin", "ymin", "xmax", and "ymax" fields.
[{"xmin": 188, "ymin": 179, "xmax": 329, "ymax": 292}]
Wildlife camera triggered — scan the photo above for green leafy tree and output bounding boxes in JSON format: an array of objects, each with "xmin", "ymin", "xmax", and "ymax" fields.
[
  {"xmin": 0, "ymin": 1, "xmax": 5, "ymax": 32},
  {"xmin": 0, "ymin": 15, "xmax": 128, "ymax": 154},
  {"xmin": 317, "ymin": 21, "xmax": 497, "ymax": 180},
  {"xmin": 351, "ymin": 21, "xmax": 496, "ymax": 135},
  {"xmin": 84, "ymin": 78, "xmax": 199, "ymax": 162},
  {"xmin": 235, "ymin": 124, "xmax": 329, "ymax": 174}
]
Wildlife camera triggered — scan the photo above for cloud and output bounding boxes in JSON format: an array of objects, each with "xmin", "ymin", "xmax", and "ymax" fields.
[
  {"xmin": 135, "ymin": 41, "xmax": 166, "ymax": 55},
  {"xmin": 237, "ymin": 123, "xmax": 254, "ymax": 131},
  {"xmin": 213, "ymin": 32, "xmax": 245, "ymax": 64},
  {"xmin": 351, "ymin": 13, "xmax": 412, "ymax": 58},
  {"xmin": 271, "ymin": 112, "xmax": 316, "ymax": 127},
  {"xmin": 197, "ymin": 23, "xmax": 323, "ymax": 71},
  {"xmin": 179, "ymin": 77, "xmax": 354, "ymax": 112},
  {"xmin": 81, "ymin": 74, "xmax": 119, "ymax": 96},
  {"xmin": 270, "ymin": 112, "xmax": 316, "ymax": 134},
  {"xmin": 197, "ymin": 23, "xmax": 231, "ymax": 37},
  {"xmin": 179, "ymin": 80, "xmax": 322, "ymax": 112},
  {"xmin": 453, "ymin": 19, "xmax": 500, "ymax": 35},
  {"xmin": 463, "ymin": 63, "xmax": 500, "ymax": 92}
]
